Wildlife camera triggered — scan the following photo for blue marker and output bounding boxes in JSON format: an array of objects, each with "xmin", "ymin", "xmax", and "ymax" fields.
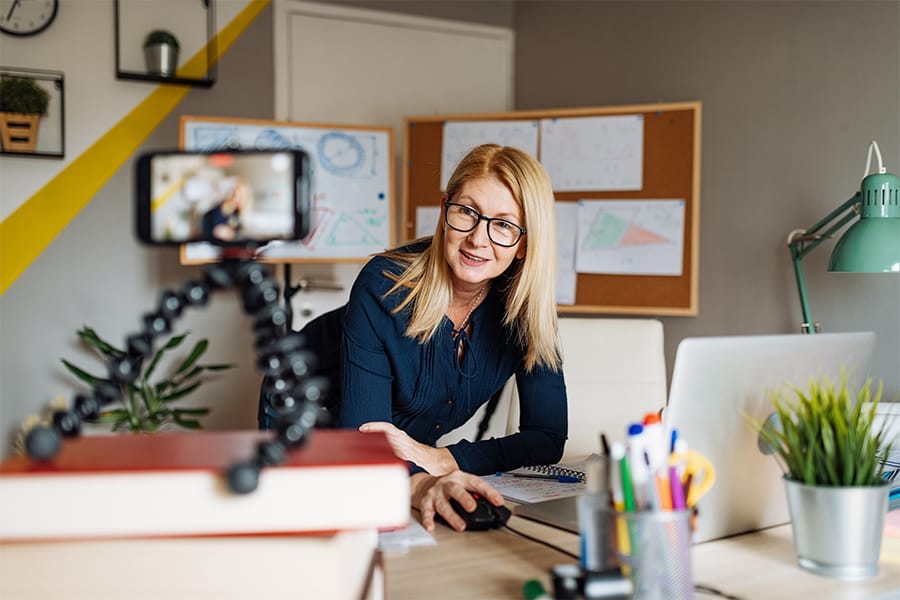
[
  {"xmin": 512, "ymin": 473, "xmax": 581, "ymax": 483},
  {"xmin": 627, "ymin": 423, "xmax": 649, "ymax": 509},
  {"xmin": 495, "ymin": 471, "xmax": 581, "ymax": 483}
]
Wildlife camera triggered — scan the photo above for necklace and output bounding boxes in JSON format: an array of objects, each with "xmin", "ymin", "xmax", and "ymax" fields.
[{"xmin": 451, "ymin": 285, "xmax": 487, "ymax": 338}]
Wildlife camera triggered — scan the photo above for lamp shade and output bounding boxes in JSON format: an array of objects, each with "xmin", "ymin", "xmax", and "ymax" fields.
[{"xmin": 828, "ymin": 172, "xmax": 900, "ymax": 272}]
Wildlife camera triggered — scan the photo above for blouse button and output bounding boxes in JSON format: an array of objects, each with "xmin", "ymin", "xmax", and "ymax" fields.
[
  {"xmin": 447, "ymin": 399, "xmax": 453, "ymax": 405},
  {"xmin": 434, "ymin": 424, "xmax": 441, "ymax": 431}
]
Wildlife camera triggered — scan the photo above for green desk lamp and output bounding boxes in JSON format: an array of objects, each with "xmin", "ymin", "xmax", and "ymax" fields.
[{"xmin": 787, "ymin": 140, "xmax": 900, "ymax": 333}]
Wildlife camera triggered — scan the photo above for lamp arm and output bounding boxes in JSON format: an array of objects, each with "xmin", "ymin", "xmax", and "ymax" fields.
[
  {"xmin": 786, "ymin": 193, "xmax": 860, "ymax": 333},
  {"xmin": 788, "ymin": 194, "xmax": 860, "ymax": 259}
]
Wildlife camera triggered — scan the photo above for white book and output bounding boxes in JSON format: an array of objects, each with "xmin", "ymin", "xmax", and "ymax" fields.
[{"xmin": 0, "ymin": 528, "xmax": 384, "ymax": 600}]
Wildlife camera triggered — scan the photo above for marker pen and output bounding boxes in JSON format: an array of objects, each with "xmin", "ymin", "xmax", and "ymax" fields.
[
  {"xmin": 642, "ymin": 412, "xmax": 666, "ymax": 472},
  {"xmin": 627, "ymin": 423, "xmax": 648, "ymax": 509},
  {"xmin": 609, "ymin": 441, "xmax": 626, "ymax": 511},
  {"xmin": 512, "ymin": 473, "xmax": 581, "ymax": 483},
  {"xmin": 672, "ymin": 437, "xmax": 689, "ymax": 481},
  {"xmin": 643, "ymin": 451, "xmax": 660, "ymax": 511},
  {"xmin": 619, "ymin": 449, "xmax": 636, "ymax": 512},
  {"xmin": 669, "ymin": 464, "xmax": 687, "ymax": 510}
]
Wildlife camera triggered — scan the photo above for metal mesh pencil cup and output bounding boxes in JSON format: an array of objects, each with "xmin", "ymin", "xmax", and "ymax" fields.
[{"xmin": 606, "ymin": 508, "xmax": 693, "ymax": 600}]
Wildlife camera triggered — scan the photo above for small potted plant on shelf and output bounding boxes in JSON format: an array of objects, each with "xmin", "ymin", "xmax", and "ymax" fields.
[
  {"xmin": 749, "ymin": 372, "xmax": 896, "ymax": 580},
  {"xmin": 143, "ymin": 29, "xmax": 180, "ymax": 77},
  {"xmin": 61, "ymin": 325, "xmax": 232, "ymax": 433},
  {"xmin": 0, "ymin": 74, "xmax": 50, "ymax": 153}
]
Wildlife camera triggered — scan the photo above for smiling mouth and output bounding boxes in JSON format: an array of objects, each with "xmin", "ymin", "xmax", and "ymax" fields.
[{"xmin": 461, "ymin": 250, "xmax": 487, "ymax": 263}]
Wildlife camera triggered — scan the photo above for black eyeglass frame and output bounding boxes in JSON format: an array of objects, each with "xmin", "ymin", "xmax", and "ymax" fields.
[{"xmin": 442, "ymin": 201, "xmax": 527, "ymax": 247}]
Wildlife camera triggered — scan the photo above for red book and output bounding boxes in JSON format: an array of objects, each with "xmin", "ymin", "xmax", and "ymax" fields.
[{"xmin": 0, "ymin": 429, "xmax": 409, "ymax": 541}]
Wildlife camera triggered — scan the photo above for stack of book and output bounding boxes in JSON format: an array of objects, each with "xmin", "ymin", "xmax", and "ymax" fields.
[{"xmin": 0, "ymin": 429, "xmax": 408, "ymax": 599}]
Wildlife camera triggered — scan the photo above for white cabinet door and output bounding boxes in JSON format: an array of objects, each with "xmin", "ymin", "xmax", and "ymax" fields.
[{"xmin": 274, "ymin": 1, "xmax": 512, "ymax": 132}]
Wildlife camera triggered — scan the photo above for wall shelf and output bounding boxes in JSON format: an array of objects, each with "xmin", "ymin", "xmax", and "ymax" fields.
[{"xmin": 114, "ymin": 0, "xmax": 216, "ymax": 88}]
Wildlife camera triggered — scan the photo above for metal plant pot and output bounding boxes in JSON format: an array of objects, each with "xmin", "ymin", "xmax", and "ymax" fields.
[
  {"xmin": 144, "ymin": 43, "xmax": 179, "ymax": 77},
  {"xmin": 783, "ymin": 477, "xmax": 889, "ymax": 580}
]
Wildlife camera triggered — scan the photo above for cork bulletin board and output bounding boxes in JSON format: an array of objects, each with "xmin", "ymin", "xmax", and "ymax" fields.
[{"xmin": 403, "ymin": 101, "xmax": 701, "ymax": 316}]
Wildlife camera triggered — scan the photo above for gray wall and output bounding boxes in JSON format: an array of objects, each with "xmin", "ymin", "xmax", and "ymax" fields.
[{"xmin": 514, "ymin": 1, "xmax": 900, "ymax": 397}]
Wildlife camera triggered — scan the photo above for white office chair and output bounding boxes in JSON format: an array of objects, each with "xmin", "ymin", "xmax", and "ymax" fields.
[
  {"xmin": 505, "ymin": 317, "xmax": 667, "ymax": 461},
  {"xmin": 439, "ymin": 317, "xmax": 667, "ymax": 461}
]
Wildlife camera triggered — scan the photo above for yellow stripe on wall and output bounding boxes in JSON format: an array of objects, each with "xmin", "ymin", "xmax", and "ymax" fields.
[{"xmin": 0, "ymin": 0, "xmax": 270, "ymax": 295}]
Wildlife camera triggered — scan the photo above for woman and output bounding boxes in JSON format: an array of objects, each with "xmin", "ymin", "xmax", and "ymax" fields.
[
  {"xmin": 201, "ymin": 178, "xmax": 250, "ymax": 241},
  {"xmin": 268, "ymin": 144, "xmax": 567, "ymax": 531}
]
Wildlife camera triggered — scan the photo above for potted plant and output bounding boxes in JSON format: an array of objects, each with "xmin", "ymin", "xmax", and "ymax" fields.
[
  {"xmin": 143, "ymin": 29, "xmax": 180, "ymax": 77},
  {"xmin": 61, "ymin": 325, "xmax": 232, "ymax": 433},
  {"xmin": 750, "ymin": 372, "xmax": 896, "ymax": 580},
  {"xmin": 0, "ymin": 74, "xmax": 50, "ymax": 152}
]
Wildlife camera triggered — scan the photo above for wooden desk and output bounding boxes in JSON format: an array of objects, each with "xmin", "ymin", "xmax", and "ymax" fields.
[
  {"xmin": 2, "ymin": 511, "xmax": 896, "ymax": 598},
  {"xmin": 383, "ymin": 512, "xmax": 900, "ymax": 599}
]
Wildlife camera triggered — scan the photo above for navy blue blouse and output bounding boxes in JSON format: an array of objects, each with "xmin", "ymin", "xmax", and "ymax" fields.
[{"xmin": 338, "ymin": 250, "xmax": 568, "ymax": 476}]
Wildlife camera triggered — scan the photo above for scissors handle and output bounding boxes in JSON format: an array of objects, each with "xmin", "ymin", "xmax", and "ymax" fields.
[{"xmin": 670, "ymin": 450, "xmax": 716, "ymax": 507}]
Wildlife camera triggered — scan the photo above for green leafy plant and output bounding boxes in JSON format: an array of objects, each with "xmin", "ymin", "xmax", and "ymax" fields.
[
  {"xmin": 0, "ymin": 74, "xmax": 50, "ymax": 116},
  {"xmin": 749, "ymin": 372, "xmax": 894, "ymax": 486},
  {"xmin": 143, "ymin": 29, "xmax": 180, "ymax": 50},
  {"xmin": 62, "ymin": 326, "xmax": 232, "ymax": 433}
]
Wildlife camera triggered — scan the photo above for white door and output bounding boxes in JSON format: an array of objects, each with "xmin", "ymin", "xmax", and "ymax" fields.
[
  {"xmin": 272, "ymin": 0, "xmax": 514, "ymax": 441},
  {"xmin": 274, "ymin": 1, "xmax": 512, "ymax": 139}
]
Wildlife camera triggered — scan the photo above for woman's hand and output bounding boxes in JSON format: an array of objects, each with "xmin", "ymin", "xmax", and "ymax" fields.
[
  {"xmin": 359, "ymin": 421, "xmax": 458, "ymax": 475},
  {"xmin": 409, "ymin": 470, "xmax": 505, "ymax": 532}
]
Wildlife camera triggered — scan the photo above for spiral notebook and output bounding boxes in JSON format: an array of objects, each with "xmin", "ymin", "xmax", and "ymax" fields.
[
  {"xmin": 482, "ymin": 457, "xmax": 593, "ymax": 504},
  {"xmin": 509, "ymin": 463, "xmax": 587, "ymax": 480}
]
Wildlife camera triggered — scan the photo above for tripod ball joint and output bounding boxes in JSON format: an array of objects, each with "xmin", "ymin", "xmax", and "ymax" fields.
[
  {"xmin": 257, "ymin": 438, "xmax": 287, "ymax": 466},
  {"xmin": 52, "ymin": 410, "xmax": 82, "ymax": 437},
  {"xmin": 24, "ymin": 426, "xmax": 62, "ymax": 461},
  {"xmin": 203, "ymin": 263, "xmax": 235, "ymax": 291},
  {"xmin": 226, "ymin": 461, "xmax": 261, "ymax": 494},
  {"xmin": 142, "ymin": 311, "xmax": 172, "ymax": 337},
  {"xmin": 74, "ymin": 393, "xmax": 101, "ymax": 420},
  {"xmin": 182, "ymin": 280, "xmax": 210, "ymax": 306},
  {"xmin": 109, "ymin": 355, "xmax": 141, "ymax": 383},
  {"xmin": 126, "ymin": 332, "xmax": 154, "ymax": 360},
  {"xmin": 158, "ymin": 290, "xmax": 185, "ymax": 320}
]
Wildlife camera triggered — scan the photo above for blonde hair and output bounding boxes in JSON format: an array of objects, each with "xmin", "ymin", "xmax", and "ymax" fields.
[{"xmin": 380, "ymin": 144, "xmax": 561, "ymax": 372}]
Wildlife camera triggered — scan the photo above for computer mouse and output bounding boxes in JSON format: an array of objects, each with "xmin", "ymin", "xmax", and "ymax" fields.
[{"xmin": 437, "ymin": 492, "xmax": 511, "ymax": 531}]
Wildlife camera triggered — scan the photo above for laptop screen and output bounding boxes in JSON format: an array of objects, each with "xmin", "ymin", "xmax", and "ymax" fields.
[{"xmin": 663, "ymin": 331, "xmax": 876, "ymax": 543}]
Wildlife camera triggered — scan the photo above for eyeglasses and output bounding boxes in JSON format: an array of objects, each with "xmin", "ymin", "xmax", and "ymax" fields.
[{"xmin": 443, "ymin": 201, "xmax": 527, "ymax": 247}]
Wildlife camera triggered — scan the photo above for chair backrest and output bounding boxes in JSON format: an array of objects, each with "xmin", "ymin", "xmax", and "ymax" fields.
[{"xmin": 505, "ymin": 317, "xmax": 667, "ymax": 461}]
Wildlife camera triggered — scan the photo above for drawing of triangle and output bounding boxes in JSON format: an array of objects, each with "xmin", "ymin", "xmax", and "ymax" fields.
[
  {"xmin": 619, "ymin": 224, "xmax": 670, "ymax": 246},
  {"xmin": 584, "ymin": 212, "xmax": 628, "ymax": 249},
  {"xmin": 303, "ymin": 207, "xmax": 335, "ymax": 249},
  {"xmin": 326, "ymin": 214, "xmax": 379, "ymax": 246}
]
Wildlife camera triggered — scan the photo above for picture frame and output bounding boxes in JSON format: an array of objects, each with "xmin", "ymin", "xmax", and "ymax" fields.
[{"xmin": 0, "ymin": 66, "xmax": 65, "ymax": 158}]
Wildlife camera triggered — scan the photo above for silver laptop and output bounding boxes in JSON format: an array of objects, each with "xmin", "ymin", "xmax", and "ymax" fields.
[{"xmin": 514, "ymin": 332, "xmax": 876, "ymax": 542}]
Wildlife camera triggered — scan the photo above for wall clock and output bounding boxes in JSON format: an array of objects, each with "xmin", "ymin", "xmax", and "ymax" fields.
[{"xmin": 0, "ymin": 0, "xmax": 58, "ymax": 37}]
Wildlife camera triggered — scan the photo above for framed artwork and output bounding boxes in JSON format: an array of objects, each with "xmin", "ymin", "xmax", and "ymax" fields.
[{"xmin": 0, "ymin": 66, "xmax": 65, "ymax": 158}]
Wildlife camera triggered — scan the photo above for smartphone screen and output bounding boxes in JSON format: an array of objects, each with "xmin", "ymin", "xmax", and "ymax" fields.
[{"xmin": 135, "ymin": 149, "xmax": 311, "ymax": 246}]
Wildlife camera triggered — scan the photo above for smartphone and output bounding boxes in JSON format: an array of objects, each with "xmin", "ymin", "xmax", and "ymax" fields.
[{"xmin": 135, "ymin": 149, "xmax": 311, "ymax": 246}]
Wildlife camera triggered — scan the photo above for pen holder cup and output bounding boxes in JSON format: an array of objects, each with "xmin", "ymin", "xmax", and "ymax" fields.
[{"xmin": 607, "ymin": 508, "xmax": 693, "ymax": 600}]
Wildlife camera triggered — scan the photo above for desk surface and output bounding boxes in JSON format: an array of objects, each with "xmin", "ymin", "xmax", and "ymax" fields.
[{"xmin": 383, "ymin": 511, "xmax": 900, "ymax": 599}]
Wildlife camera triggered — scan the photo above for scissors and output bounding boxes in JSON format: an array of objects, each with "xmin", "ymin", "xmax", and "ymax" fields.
[{"xmin": 669, "ymin": 449, "xmax": 716, "ymax": 508}]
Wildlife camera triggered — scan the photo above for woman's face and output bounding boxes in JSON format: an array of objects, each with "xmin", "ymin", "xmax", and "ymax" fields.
[{"xmin": 443, "ymin": 175, "xmax": 526, "ymax": 293}]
